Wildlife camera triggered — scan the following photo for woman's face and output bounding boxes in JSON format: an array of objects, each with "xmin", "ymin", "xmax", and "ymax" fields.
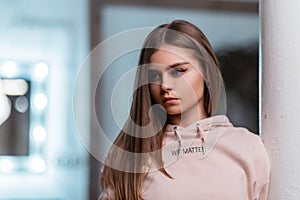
[{"xmin": 148, "ymin": 44, "xmax": 206, "ymax": 118}]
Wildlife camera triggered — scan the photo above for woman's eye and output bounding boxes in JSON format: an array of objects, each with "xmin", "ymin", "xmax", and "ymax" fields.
[
  {"xmin": 170, "ymin": 68, "xmax": 187, "ymax": 77},
  {"xmin": 148, "ymin": 71, "xmax": 161, "ymax": 82}
]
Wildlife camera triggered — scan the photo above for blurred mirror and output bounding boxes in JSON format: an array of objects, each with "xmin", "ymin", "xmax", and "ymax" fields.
[
  {"xmin": 0, "ymin": 0, "xmax": 89, "ymax": 199},
  {"xmin": 0, "ymin": 78, "xmax": 30, "ymax": 155},
  {"xmin": 0, "ymin": 60, "xmax": 49, "ymax": 174}
]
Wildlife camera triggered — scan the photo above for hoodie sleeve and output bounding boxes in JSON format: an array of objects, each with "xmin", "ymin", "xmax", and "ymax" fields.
[{"xmin": 252, "ymin": 137, "xmax": 270, "ymax": 200}]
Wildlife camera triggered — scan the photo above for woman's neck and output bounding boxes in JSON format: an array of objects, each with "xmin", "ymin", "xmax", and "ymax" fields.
[{"xmin": 167, "ymin": 103, "xmax": 208, "ymax": 127}]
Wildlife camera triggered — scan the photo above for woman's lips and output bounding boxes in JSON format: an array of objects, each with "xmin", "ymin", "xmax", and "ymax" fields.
[{"xmin": 163, "ymin": 97, "xmax": 179, "ymax": 104}]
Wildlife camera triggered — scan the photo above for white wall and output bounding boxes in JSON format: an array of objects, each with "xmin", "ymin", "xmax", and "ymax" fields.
[{"xmin": 261, "ymin": 0, "xmax": 300, "ymax": 199}]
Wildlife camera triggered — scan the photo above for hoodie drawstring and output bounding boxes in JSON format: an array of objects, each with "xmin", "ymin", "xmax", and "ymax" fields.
[
  {"xmin": 173, "ymin": 126, "xmax": 182, "ymax": 151},
  {"xmin": 173, "ymin": 123, "xmax": 207, "ymax": 158},
  {"xmin": 197, "ymin": 122, "xmax": 206, "ymax": 156}
]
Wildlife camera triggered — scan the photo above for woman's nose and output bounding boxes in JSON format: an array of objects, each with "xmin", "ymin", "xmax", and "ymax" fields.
[{"xmin": 160, "ymin": 74, "xmax": 173, "ymax": 91}]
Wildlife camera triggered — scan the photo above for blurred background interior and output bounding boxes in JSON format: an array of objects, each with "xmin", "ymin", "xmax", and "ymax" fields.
[{"xmin": 0, "ymin": 0, "xmax": 259, "ymax": 199}]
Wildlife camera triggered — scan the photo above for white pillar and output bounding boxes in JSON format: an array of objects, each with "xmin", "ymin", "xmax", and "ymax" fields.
[{"xmin": 260, "ymin": 0, "xmax": 300, "ymax": 199}]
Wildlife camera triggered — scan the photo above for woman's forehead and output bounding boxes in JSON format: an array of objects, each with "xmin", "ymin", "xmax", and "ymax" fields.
[
  {"xmin": 150, "ymin": 45, "xmax": 194, "ymax": 64},
  {"xmin": 149, "ymin": 44, "xmax": 200, "ymax": 70}
]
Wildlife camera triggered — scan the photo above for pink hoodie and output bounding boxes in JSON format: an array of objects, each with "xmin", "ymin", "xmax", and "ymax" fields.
[
  {"xmin": 100, "ymin": 115, "xmax": 270, "ymax": 200},
  {"xmin": 142, "ymin": 115, "xmax": 270, "ymax": 200}
]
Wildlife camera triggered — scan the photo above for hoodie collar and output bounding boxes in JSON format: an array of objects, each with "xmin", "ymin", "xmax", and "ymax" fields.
[
  {"xmin": 163, "ymin": 115, "xmax": 232, "ymax": 159},
  {"xmin": 164, "ymin": 115, "xmax": 232, "ymax": 133}
]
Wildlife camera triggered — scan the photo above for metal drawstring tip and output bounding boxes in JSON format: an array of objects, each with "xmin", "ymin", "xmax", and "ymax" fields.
[
  {"xmin": 202, "ymin": 146, "xmax": 206, "ymax": 155},
  {"xmin": 198, "ymin": 146, "xmax": 206, "ymax": 158}
]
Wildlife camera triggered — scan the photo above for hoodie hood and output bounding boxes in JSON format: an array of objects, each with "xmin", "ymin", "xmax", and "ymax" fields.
[{"xmin": 161, "ymin": 115, "xmax": 232, "ymax": 165}]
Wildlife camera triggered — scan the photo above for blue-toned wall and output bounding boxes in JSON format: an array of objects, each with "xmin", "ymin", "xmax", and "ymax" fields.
[{"xmin": 0, "ymin": 0, "xmax": 90, "ymax": 199}]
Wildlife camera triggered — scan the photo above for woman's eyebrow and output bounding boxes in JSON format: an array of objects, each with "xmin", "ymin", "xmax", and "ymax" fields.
[
  {"xmin": 148, "ymin": 62, "xmax": 189, "ymax": 70},
  {"xmin": 168, "ymin": 62, "xmax": 189, "ymax": 68}
]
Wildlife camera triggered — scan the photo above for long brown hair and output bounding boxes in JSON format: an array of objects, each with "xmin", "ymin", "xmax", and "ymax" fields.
[{"xmin": 100, "ymin": 20, "xmax": 220, "ymax": 200}]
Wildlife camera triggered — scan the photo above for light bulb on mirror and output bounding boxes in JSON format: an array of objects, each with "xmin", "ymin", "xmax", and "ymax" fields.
[{"xmin": 0, "ymin": 79, "xmax": 11, "ymax": 126}]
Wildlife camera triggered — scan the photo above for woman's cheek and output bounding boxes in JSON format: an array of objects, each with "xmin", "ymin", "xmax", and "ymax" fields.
[{"xmin": 150, "ymin": 85, "xmax": 161, "ymax": 103}]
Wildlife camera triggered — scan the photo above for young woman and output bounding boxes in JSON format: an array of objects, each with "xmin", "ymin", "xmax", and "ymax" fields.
[{"xmin": 100, "ymin": 20, "xmax": 270, "ymax": 200}]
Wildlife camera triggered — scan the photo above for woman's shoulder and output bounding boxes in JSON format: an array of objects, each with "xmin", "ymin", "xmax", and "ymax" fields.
[
  {"xmin": 223, "ymin": 124, "xmax": 261, "ymax": 140},
  {"xmin": 219, "ymin": 124, "xmax": 266, "ymax": 152},
  {"xmin": 204, "ymin": 115, "xmax": 264, "ymax": 150},
  {"xmin": 218, "ymin": 124, "xmax": 269, "ymax": 171}
]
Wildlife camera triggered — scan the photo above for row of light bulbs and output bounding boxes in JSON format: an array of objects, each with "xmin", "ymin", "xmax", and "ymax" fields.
[
  {"xmin": 1, "ymin": 61, "xmax": 49, "ymax": 80},
  {"xmin": 0, "ymin": 157, "xmax": 46, "ymax": 173}
]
